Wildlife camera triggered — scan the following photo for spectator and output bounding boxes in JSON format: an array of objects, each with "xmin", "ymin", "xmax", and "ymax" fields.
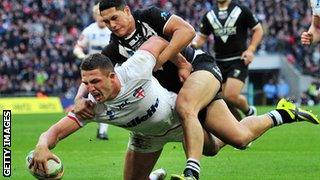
[
  {"xmin": 263, "ymin": 79, "xmax": 277, "ymax": 105},
  {"xmin": 276, "ymin": 78, "xmax": 290, "ymax": 100}
]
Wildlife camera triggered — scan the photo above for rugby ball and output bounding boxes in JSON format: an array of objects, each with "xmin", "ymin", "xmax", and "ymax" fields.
[{"xmin": 26, "ymin": 150, "xmax": 64, "ymax": 179}]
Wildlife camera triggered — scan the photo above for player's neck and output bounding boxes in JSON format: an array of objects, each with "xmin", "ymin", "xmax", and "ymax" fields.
[
  {"xmin": 217, "ymin": 1, "xmax": 231, "ymax": 10},
  {"xmin": 110, "ymin": 76, "xmax": 121, "ymax": 99}
]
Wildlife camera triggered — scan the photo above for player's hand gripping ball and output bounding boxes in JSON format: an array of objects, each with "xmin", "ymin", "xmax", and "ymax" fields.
[{"xmin": 26, "ymin": 150, "xmax": 64, "ymax": 179}]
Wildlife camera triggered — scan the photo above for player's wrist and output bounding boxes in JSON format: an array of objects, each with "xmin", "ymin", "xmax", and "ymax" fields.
[{"xmin": 247, "ymin": 45, "xmax": 256, "ymax": 52}]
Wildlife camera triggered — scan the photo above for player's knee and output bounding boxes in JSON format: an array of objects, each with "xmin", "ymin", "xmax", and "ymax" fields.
[
  {"xmin": 176, "ymin": 96, "xmax": 193, "ymax": 115},
  {"xmin": 224, "ymin": 92, "xmax": 239, "ymax": 103},
  {"xmin": 230, "ymin": 133, "xmax": 251, "ymax": 149}
]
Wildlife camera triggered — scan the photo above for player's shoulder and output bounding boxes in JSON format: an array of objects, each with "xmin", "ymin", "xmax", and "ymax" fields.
[
  {"xmin": 82, "ymin": 23, "xmax": 98, "ymax": 33},
  {"xmin": 232, "ymin": 2, "xmax": 251, "ymax": 13},
  {"xmin": 133, "ymin": 6, "xmax": 169, "ymax": 20}
]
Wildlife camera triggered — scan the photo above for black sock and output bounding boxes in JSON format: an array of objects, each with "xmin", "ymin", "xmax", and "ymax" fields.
[
  {"xmin": 277, "ymin": 109, "xmax": 295, "ymax": 123},
  {"xmin": 184, "ymin": 158, "xmax": 200, "ymax": 180},
  {"xmin": 268, "ymin": 109, "xmax": 295, "ymax": 126}
]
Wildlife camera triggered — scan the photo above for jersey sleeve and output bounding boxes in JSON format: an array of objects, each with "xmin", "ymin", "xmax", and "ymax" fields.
[
  {"xmin": 137, "ymin": 7, "xmax": 172, "ymax": 34},
  {"xmin": 116, "ymin": 50, "xmax": 156, "ymax": 82},
  {"xmin": 310, "ymin": 0, "xmax": 320, "ymax": 16},
  {"xmin": 199, "ymin": 11, "xmax": 212, "ymax": 36},
  {"xmin": 241, "ymin": 5, "xmax": 260, "ymax": 29}
]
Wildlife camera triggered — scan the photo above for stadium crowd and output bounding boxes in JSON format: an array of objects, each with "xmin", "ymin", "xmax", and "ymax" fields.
[{"xmin": 0, "ymin": 0, "xmax": 319, "ymax": 97}]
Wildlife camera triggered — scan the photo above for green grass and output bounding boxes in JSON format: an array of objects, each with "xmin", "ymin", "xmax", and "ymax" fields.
[{"xmin": 2, "ymin": 105, "xmax": 320, "ymax": 179}]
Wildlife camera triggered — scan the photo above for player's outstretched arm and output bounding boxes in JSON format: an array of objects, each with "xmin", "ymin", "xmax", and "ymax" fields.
[{"xmin": 30, "ymin": 117, "xmax": 80, "ymax": 174}]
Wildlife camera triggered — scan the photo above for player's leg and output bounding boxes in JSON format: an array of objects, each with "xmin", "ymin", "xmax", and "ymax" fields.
[
  {"xmin": 220, "ymin": 60, "xmax": 256, "ymax": 116},
  {"xmin": 97, "ymin": 123, "xmax": 109, "ymax": 140},
  {"xmin": 124, "ymin": 149, "xmax": 162, "ymax": 180},
  {"xmin": 223, "ymin": 77, "xmax": 255, "ymax": 116},
  {"xmin": 176, "ymin": 70, "xmax": 220, "ymax": 179},
  {"xmin": 204, "ymin": 98, "xmax": 320, "ymax": 150}
]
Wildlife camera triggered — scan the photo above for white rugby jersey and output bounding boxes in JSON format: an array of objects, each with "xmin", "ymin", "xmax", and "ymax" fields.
[
  {"xmin": 71, "ymin": 50, "xmax": 180, "ymax": 136},
  {"xmin": 311, "ymin": 0, "xmax": 320, "ymax": 16},
  {"xmin": 76, "ymin": 22, "xmax": 111, "ymax": 54}
]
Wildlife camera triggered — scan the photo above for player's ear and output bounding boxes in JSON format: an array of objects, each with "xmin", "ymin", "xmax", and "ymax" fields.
[
  {"xmin": 124, "ymin": 6, "xmax": 131, "ymax": 15},
  {"xmin": 109, "ymin": 72, "xmax": 116, "ymax": 79}
]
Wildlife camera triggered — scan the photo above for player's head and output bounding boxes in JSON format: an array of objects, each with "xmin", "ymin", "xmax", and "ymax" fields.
[
  {"xmin": 80, "ymin": 53, "xmax": 118, "ymax": 102},
  {"xmin": 99, "ymin": 0, "xmax": 135, "ymax": 38},
  {"xmin": 93, "ymin": 3, "xmax": 106, "ymax": 29}
]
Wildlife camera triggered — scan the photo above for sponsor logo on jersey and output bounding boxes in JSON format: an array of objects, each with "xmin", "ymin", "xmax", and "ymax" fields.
[
  {"xmin": 206, "ymin": 6, "xmax": 242, "ymax": 43},
  {"xmin": 120, "ymin": 98, "xmax": 159, "ymax": 128},
  {"xmin": 160, "ymin": 12, "xmax": 170, "ymax": 20},
  {"xmin": 117, "ymin": 99, "xmax": 130, "ymax": 110},
  {"xmin": 106, "ymin": 110, "xmax": 116, "ymax": 120},
  {"xmin": 133, "ymin": 86, "xmax": 145, "ymax": 98},
  {"xmin": 233, "ymin": 69, "xmax": 241, "ymax": 77}
]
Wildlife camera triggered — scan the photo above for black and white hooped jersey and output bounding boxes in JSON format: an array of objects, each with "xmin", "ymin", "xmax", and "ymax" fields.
[
  {"xmin": 199, "ymin": 2, "xmax": 259, "ymax": 60},
  {"xmin": 101, "ymin": 7, "xmax": 199, "ymax": 93},
  {"xmin": 74, "ymin": 51, "xmax": 180, "ymax": 136}
]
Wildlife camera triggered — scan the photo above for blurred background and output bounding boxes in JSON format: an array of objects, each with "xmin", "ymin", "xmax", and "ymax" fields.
[{"xmin": 0, "ymin": 0, "xmax": 319, "ymax": 111}]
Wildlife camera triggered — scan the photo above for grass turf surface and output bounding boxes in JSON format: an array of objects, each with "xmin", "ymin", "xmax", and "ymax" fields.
[{"xmin": 3, "ymin": 105, "xmax": 320, "ymax": 179}]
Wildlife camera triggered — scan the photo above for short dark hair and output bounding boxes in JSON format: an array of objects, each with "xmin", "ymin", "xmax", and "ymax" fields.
[
  {"xmin": 99, "ymin": 0, "xmax": 127, "ymax": 12},
  {"xmin": 80, "ymin": 53, "xmax": 114, "ymax": 73}
]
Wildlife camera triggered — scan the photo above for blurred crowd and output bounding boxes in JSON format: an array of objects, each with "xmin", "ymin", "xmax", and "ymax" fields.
[{"xmin": 0, "ymin": 0, "xmax": 319, "ymax": 97}]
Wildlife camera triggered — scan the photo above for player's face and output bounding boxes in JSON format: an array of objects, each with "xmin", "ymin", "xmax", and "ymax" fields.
[
  {"xmin": 81, "ymin": 69, "xmax": 113, "ymax": 103},
  {"xmin": 100, "ymin": 6, "xmax": 134, "ymax": 37}
]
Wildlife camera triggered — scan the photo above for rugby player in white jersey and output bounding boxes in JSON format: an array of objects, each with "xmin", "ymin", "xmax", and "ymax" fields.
[
  {"xmin": 30, "ymin": 36, "xmax": 319, "ymax": 180},
  {"xmin": 73, "ymin": 4, "xmax": 112, "ymax": 140},
  {"xmin": 301, "ymin": 0, "xmax": 320, "ymax": 44}
]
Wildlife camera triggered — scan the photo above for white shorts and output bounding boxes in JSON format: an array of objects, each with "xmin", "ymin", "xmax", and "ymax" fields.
[{"xmin": 128, "ymin": 124, "xmax": 184, "ymax": 153}]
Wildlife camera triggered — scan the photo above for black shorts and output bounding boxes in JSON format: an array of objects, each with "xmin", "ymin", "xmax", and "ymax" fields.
[
  {"xmin": 216, "ymin": 59, "xmax": 248, "ymax": 83},
  {"xmin": 192, "ymin": 53, "xmax": 223, "ymax": 83}
]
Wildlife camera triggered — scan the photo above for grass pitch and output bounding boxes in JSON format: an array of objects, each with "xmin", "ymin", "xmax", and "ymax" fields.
[{"xmin": 4, "ymin": 106, "xmax": 320, "ymax": 179}]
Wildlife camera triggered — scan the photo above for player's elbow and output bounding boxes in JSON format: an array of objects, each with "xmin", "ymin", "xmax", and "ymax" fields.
[{"xmin": 185, "ymin": 25, "xmax": 196, "ymax": 40}]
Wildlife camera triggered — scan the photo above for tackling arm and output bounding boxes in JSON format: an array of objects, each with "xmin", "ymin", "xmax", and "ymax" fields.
[
  {"xmin": 191, "ymin": 33, "xmax": 208, "ymax": 49},
  {"xmin": 159, "ymin": 15, "xmax": 195, "ymax": 63}
]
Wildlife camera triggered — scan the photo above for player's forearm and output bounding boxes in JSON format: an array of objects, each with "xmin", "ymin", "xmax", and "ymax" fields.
[
  {"xmin": 36, "ymin": 128, "xmax": 59, "ymax": 150},
  {"xmin": 160, "ymin": 27, "xmax": 195, "ymax": 62},
  {"xmin": 73, "ymin": 46, "xmax": 86, "ymax": 59},
  {"xmin": 74, "ymin": 83, "xmax": 89, "ymax": 102},
  {"xmin": 191, "ymin": 33, "xmax": 207, "ymax": 49},
  {"xmin": 169, "ymin": 53, "xmax": 191, "ymax": 69},
  {"xmin": 248, "ymin": 24, "xmax": 264, "ymax": 52}
]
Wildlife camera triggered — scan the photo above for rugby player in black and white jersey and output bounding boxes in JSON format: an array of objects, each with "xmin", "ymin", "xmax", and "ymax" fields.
[
  {"xmin": 192, "ymin": 0, "xmax": 263, "ymax": 118},
  {"xmin": 29, "ymin": 36, "xmax": 320, "ymax": 180},
  {"xmin": 301, "ymin": 0, "xmax": 320, "ymax": 44}
]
